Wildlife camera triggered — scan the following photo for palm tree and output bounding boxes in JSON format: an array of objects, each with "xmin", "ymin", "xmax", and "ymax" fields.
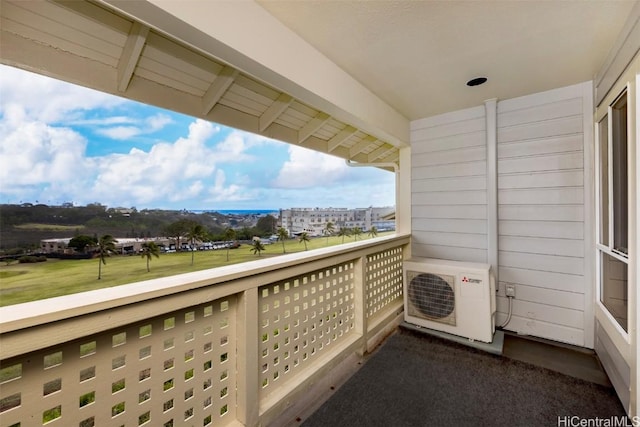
[
  {"xmin": 140, "ymin": 241, "xmax": 160, "ymax": 272},
  {"xmin": 223, "ymin": 228, "xmax": 236, "ymax": 262},
  {"xmin": 298, "ymin": 232, "xmax": 310, "ymax": 251},
  {"xmin": 368, "ymin": 226, "xmax": 378, "ymax": 239},
  {"xmin": 338, "ymin": 227, "xmax": 351, "ymax": 244},
  {"xmin": 251, "ymin": 237, "xmax": 265, "ymax": 256},
  {"xmin": 324, "ymin": 221, "xmax": 335, "ymax": 245},
  {"xmin": 277, "ymin": 227, "xmax": 289, "ymax": 254},
  {"xmin": 185, "ymin": 222, "xmax": 206, "ymax": 266},
  {"xmin": 97, "ymin": 234, "xmax": 117, "ymax": 280},
  {"xmin": 352, "ymin": 227, "xmax": 363, "ymax": 241}
]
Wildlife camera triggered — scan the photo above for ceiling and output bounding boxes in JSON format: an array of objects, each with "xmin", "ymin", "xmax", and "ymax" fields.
[
  {"xmin": 0, "ymin": 0, "xmax": 635, "ymax": 168},
  {"xmin": 258, "ymin": 0, "xmax": 636, "ymax": 121}
]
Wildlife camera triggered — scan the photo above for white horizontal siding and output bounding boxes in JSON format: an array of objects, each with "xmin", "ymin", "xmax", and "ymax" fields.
[
  {"xmin": 412, "ymin": 218, "xmax": 487, "ymax": 234},
  {"xmin": 498, "ymin": 134, "xmax": 583, "ymax": 158},
  {"xmin": 495, "ymin": 313, "xmax": 584, "ymax": 346},
  {"xmin": 498, "ymin": 152, "xmax": 583, "ymax": 174},
  {"xmin": 499, "ymin": 266, "xmax": 585, "ymax": 293},
  {"xmin": 411, "ymin": 243, "xmax": 488, "ymax": 264},
  {"xmin": 499, "ymin": 187, "xmax": 583, "ymax": 205},
  {"xmin": 409, "ymin": 83, "xmax": 591, "ymax": 346},
  {"xmin": 411, "ymin": 131, "xmax": 485, "ymax": 154},
  {"xmin": 499, "ymin": 236, "xmax": 584, "ymax": 258},
  {"xmin": 498, "ymin": 170, "xmax": 583, "ymax": 189},
  {"xmin": 411, "ymin": 106, "xmax": 487, "ymax": 263},
  {"xmin": 496, "ymin": 83, "xmax": 588, "ymax": 346},
  {"xmin": 413, "ymin": 191, "xmax": 487, "ymax": 206},
  {"xmin": 413, "ymin": 176, "xmax": 486, "ymax": 193},
  {"xmin": 413, "ymin": 231, "xmax": 487, "ymax": 250},
  {"xmin": 499, "ymin": 220, "xmax": 583, "ymax": 239},
  {"xmin": 498, "ymin": 205, "xmax": 584, "ymax": 222},
  {"xmin": 497, "ymin": 296, "xmax": 584, "ymax": 329},
  {"xmin": 412, "ymin": 161, "xmax": 486, "ymax": 179},
  {"xmin": 498, "ymin": 283, "xmax": 584, "ymax": 311},
  {"xmin": 414, "ymin": 205, "xmax": 486, "ymax": 220}
]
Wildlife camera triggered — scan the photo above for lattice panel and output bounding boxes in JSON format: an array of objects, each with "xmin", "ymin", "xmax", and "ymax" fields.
[
  {"xmin": 366, "ymin": 247, "xmax": 404, "ymax": 319},
  {"xmin": 258, "ymin": 262, "xmax": 356, "ymax": 399},
  {"xmin": 0, "ymin": 298, "xmax": 236, "ymax": 427}
]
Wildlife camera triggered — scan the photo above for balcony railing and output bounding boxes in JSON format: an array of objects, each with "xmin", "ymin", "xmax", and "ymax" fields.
[{"xmin": 0, "ymin": 234, "xmax": 409, "ymax": 427}]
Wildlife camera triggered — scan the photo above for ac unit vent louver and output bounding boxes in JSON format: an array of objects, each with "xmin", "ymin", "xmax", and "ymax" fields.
[{"xmin": 407, "ymin": 271, "xmax": 456, "ymax": 326}]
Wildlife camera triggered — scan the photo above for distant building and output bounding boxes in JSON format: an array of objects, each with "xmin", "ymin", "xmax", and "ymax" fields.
[
  {"xmin": 40, "ymin": 238, "xmax": 73, "ymax": 254},
  {"xmin": 279, "ymin": 207, "xmax": 395, "ymax": 236},
  {"xmin": 40, "ymin": 237, "xmax": 171, "ymax": 254}
]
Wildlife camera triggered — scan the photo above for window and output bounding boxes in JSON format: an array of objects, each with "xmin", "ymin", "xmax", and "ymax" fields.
[{"xmin": 597, "ymin": 89, "xmax": 628, "ymax": 332}]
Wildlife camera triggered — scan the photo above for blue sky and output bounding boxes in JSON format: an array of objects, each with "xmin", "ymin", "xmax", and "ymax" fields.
[{"xmin": 0, "ymin": 65, "xmax": 395, "ymax": 211}]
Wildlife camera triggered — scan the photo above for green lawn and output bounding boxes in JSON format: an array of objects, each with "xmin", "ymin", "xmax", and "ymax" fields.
[
  {"xmin": 0, "ymin": 233, "xmax": 388, "ymax": 306},
  {"xmin": 14, "ymin": 223, "xmax": 84, "ymax": 231}
]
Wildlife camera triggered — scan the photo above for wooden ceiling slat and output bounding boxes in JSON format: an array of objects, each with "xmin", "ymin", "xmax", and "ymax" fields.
[
  {"xmin": 218, "ymin": 88, "xmax": 265, "ymax": 115},
  {"xmin": 144, "ymin": 33, "xmax": 221, "ymax": 82},
  {"xmin": 298, "ymin": 112, "xmax": 331, "ymax": 144},
  {"xmin": 349, "ymin": 136, "xmax": 378, "ymax": 158},
  {"xmin": 327, "ymin": 126, "xmax": 358, "ymax": 152},
  {"xmin": 367, "ymin": 144, "xmax": 396, "ymax": 162}
]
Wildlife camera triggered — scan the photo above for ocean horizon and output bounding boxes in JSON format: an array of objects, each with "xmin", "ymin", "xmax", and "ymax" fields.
[{"xmin": 190, "ymin": 209, "xmax": 279, "ymax": 215}]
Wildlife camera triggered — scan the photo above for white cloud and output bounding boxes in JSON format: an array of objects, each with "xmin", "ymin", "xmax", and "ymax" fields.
[
  {"xmin": 0, "ymin": 65, "xmax": 124, "ymax": 123},
  {"xmin": 95, "ymin": 113, "xmax": 174, "ymax": 140},
  {"xmin": 69, "ymin": 116, "xmax": 137, "ymax": 126},
  {"xmin": 214, "ymin": 130, "xmax": 279, "ymax": 162},
  {"xmin": 272, "ymin": 145, "xmax": 348, "ymax": 188},
  {"xmin": 203, "ymin": 169, "xmax": 250, "ymax": 202},
  {"xmin": 90, "ymin": 120, "xmax": 216, "ymax": 202},
  {"xmin": 0, "ymin": 121, "xmax": 89, "ymax": 187}
]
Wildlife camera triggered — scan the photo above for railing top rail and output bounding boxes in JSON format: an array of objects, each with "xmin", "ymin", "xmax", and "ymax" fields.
[{"xmin": 1, "ymin": 234, "xmax": 410, "ymax": 335}]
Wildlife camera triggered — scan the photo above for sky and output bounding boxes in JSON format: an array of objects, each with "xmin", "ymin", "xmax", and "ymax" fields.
[{"xmin": 0, "ymin": 64, "xmax": 395, "ymax": 211}]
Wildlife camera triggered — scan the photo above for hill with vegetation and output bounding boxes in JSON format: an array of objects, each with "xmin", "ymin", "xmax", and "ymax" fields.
[{"xmin": 0, "ymin": 204, "xmax": 277, "ymax": 253}]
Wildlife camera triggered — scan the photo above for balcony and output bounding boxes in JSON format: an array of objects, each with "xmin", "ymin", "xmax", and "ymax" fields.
[
  {"xmin": 0, "ymin": 235, "xmax": 409, "ymax": 427},
  {"xmin": 0, "ymin": 233, "xmax": 626, "ymax": 427}
]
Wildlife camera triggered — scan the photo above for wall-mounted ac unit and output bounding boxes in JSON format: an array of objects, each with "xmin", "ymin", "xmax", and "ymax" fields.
[{"xmin": 404, "ymin": 257, "xmax": 496, "ymax": 343}]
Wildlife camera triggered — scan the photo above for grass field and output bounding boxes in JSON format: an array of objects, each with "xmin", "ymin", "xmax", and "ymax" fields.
[
  {"xmin": 14, "ymin": 223, "xmax": 85, "ymax": 231},
  {"xmin": 0, "ymin": 233, "xmax": 388, "ymax": 307}
]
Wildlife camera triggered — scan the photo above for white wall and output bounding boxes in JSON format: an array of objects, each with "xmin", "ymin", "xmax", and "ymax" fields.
[
  {"xmin": 496, "ymin": 83, "xmax": 593, "ymax": 347},
  {"xmin": 410, "ymin": 83, "xmax": 593, "ymax": 347},
  {"xmin": 410, "ymin": 106, "xmax": 488, "ymax": 263}
]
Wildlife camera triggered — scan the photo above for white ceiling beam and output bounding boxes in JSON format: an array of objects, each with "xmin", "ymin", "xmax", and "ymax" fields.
[
  {"xmin": 327, "ymin": 125, "xmax": 357, "ymax": 152},
  {"xmin": 259, "ymin": 93, "xmax": 293, "ymax": 131},
  {"xmin": 349, "ymin": 135, "xmax": 377, "ymax": 158},
  {"xmin": 368, "ymin": 144, "xmax": 396, "ymax": 162},
  {"xmin": 117, "ymin": 21, "xmax": 149, "ymax": 92},
  {"xmin": 298, "ymin": 111, "xmax": 330, "ymax": 144},
  {"xmin": 202, "ymin": 65, "xmax": 239, "ymax": 115}
]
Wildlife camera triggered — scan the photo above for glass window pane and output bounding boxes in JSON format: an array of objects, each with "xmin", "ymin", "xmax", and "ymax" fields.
[
  {"xmin": 598, "ymin": 115, "xmax": 609, "ymax": 246},
  {"xmin": 611, "ymin": 92, "xmax": 627, "ymax": 255},
  {"xmin": 600, "ymin": 252, "xmax": 628, "ymax": 332}
]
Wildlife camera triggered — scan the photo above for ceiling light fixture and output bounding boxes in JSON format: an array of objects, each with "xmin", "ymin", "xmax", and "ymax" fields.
[{"xmin": 466, "ymin": 77, "xmax": 487, "ymax": 87}]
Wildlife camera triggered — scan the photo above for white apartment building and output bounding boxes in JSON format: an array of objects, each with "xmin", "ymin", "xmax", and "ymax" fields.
[{"xmin": 279, "ymin": 207, "xmax": 395, "ymax": 236}]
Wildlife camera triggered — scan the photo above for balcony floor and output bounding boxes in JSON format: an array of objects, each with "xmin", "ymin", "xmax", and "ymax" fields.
[{"xmin": 301, "ymin": 326, "xmax": 626, "ymax": 426}]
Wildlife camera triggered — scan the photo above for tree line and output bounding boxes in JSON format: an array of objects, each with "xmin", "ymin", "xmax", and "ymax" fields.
[{"xmin": 0, "ymin": 203, "xmax": 279, "ymax": 252}]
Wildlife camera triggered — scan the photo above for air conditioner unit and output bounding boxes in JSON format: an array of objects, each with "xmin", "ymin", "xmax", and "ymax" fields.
[{"xmin": 403, "ymin": 257, "xmax": 496, "ymax": 343}]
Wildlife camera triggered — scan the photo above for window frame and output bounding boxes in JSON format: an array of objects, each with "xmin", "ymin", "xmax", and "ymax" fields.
[{"xmin": 595, "ymin": 86, "xmax": 630, "ymax": 338}]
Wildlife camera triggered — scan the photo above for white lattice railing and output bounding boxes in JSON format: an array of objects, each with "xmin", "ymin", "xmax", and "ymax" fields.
[{"xmin": 0, "ymin": 234, "xmax": 409, "ymax": 427}]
